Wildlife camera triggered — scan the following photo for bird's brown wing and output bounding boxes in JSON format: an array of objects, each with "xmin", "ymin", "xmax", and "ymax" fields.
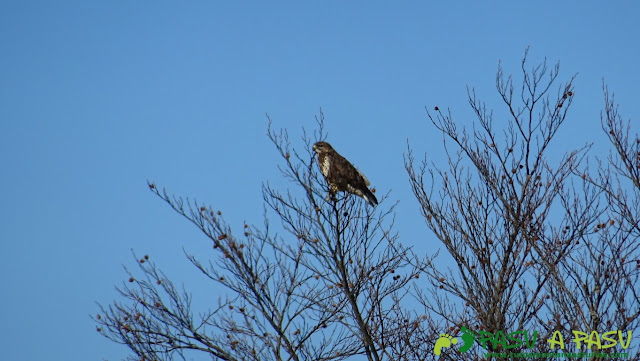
[{"xmin": 330, "ymin": 152, "xmax": 369, "ymax": 191}]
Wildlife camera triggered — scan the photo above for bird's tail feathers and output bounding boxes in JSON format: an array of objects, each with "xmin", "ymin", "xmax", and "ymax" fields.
[{"xmin": 362, "ymin": 189, "xmax": 378, "ymax": 207}]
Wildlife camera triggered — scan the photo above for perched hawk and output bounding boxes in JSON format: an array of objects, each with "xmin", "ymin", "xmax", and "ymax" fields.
[{"xmin": 312, "ymin": 141, "xmax": 378, "ymax": 207}]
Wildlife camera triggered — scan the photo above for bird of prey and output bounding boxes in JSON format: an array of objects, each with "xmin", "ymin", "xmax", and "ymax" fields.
[{"xmin": 312, "ymin": 141, "xmax": 378, "ymax": 207}]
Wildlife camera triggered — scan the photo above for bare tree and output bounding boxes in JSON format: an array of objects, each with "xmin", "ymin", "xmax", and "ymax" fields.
[
  {"xmin": 405, "ymin": 48, "xmax": 639, "ymax": 360},
  {"xmin": 95, "ymin": 113, "xmax": 429, "ymax": 361},
  {"xmin": 96, "ymin": 50, "xmax": 639, "ymax": 361}
]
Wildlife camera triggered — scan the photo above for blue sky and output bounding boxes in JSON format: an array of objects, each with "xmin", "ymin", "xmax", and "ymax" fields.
[{"xmin": 0, "ymin": 1, "xmax": 638, "ymax": 360}]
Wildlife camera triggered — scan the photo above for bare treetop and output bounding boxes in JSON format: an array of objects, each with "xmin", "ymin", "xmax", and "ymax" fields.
[{"xmin": 96, "ymin": 52, "xmax": 639, "ymax": 361}]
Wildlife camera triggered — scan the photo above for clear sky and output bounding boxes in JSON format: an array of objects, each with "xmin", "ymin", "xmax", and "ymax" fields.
[{"xmin": 0, "ymin": 1, "xmax": 638, "ymax": 360}]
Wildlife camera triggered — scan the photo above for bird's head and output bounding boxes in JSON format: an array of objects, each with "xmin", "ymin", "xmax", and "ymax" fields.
[{"xmin": 312, "ymin": 141, "xmax": 333, "ymax": 154}]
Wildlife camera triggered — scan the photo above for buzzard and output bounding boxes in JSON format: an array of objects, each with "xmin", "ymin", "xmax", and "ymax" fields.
[{"xmin": 312, "ymin": 141, "xmax": 378, "ymax": 207}]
